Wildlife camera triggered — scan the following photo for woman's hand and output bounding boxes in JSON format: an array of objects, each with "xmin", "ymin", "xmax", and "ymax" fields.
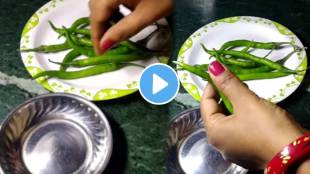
[
  {"xmin": 89, "ymin": 0, "xmax": 173, "ymax": 55},
  {"xmin": 200, "ymin": 61, "xmax": 307, "ymax": 169}
]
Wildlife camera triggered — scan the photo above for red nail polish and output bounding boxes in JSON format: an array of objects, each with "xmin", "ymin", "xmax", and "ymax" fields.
[
  {"xmin": 209, "ymin": 61, "xmax": 225, "ymax": 76},
  {"xmin": 100, "ymin": 39, "xmax": 116, "ymax": 51}
]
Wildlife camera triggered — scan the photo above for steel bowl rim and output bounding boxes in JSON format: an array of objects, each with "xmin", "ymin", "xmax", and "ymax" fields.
[
  {"xmin": 0, "ymin": 92, "xmax": 113, "ymax": 173},
  {"xmin": 169, "ymin": 106, "xmax": 200, "ymax": 123}
]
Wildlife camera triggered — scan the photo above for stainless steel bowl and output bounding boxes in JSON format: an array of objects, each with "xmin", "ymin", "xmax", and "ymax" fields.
[
  {"xmin": 0, "ymin": 93, "xmax": 112, "ymax": 174},
  {"xmin": 167, "ymin": 107, "xmax": 248, "ymax": 174}
]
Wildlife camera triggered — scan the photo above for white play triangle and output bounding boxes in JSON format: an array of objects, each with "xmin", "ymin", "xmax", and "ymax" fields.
[{"xmin": 152, "ymin": 74, "xmax": 168, "ymax": 95}]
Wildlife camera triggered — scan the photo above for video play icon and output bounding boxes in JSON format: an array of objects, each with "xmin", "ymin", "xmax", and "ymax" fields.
[
  {"xmin": 152, "ymin": 74, "xmax": 168, "ymax": 95},
  {"xmin": 139, "ymin": 63, "xmax": 180, "ymax": 105}
]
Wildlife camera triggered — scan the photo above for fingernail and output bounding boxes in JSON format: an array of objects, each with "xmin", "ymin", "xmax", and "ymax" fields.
[
  {"xmin": 100, "ymin": 39, "xmax": 116, "ymax": 52},
  {"xmin": 209, "ymin": 61, "xmax": 225, "ymax": 76}
]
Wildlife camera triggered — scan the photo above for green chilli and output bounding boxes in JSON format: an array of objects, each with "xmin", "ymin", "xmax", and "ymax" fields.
[
  {"xmin": 34, "ymin": 63, "xmax": 143, "ymax": 80},
  {"xmin": 220, "ymin": 40, "xmax": 293, "ymax": 50},
  {"xmin": 63, "ymin": 28, "xmax": 95, "ymax": 57},
  {"xmin": 202, "ymin": 44, "xmax": 258, "ymax": 68},
  {"xmin": 213, "ymin": 49, "xmax": 295, "ymax": 73},
  {"xmin": 50, "ymin": 52, "xmax": 153, "ymax": 68},
  {"xmin": 20, "ymin": 42, "xmax": 71, "ymax": 53},
  {"xmin": 238, "ymin": 71, "xmax": 293, "ymax": 81},
  {"xmin": 60, "ymin": 50, "xmax": 81, "ymax": 71}
]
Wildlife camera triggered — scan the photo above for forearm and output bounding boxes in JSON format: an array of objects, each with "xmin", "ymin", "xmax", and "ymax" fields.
[{"xmin": 296, "ymin": 159, "xmax": 310, "ymax": 174}]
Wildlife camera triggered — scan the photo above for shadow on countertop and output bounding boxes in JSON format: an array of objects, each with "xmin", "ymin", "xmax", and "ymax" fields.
[{"xmin": 102, "ymin": 115, "xmax": 128, "ymax": 174}]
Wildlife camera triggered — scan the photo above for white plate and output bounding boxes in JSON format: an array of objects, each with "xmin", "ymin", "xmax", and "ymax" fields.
[
  {"xmin": 177, "ymin": 16, "xmax": 307, "ymax": 103},
  {"xmin": 20, "ymin": 0, "xmax": 170, "ymax": 101}
]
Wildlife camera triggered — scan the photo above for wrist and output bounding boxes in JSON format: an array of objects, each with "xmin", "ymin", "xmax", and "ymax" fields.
[{"xmin": 263, "ymin": 129, "xmax": 304, "ymax": 166}]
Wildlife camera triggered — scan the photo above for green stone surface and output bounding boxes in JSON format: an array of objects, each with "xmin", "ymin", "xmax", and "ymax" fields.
[
  {"xmin": 0, "ymin": 0, "xmax": 310, "ymax": 174},
  {"xmin": 0, "ymin": 85, "xmax": 31, "ymax": 118},
  {"xmin": 96, "ymin": 94, "xmax": 187, "ymax": 173},
  {"xmin": 0, "ymin": 1, "xmax": 48, "ymax": 78}
]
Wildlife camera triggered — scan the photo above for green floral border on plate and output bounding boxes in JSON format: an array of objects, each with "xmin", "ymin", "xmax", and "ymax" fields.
[
  {"xmin": 20, "ymin": 0, "xmax": 169, "ymax": 101},
  {"xmin": 177, "ymin": 16, "xmax": 308, "ymax": 103}
]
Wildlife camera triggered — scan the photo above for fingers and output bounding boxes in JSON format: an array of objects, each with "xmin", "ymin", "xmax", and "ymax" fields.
[
  {"xmin": 99, "ymin": 0, "xmax": 173, "ymax": 53},
  {"xmin": 89, "ymin": 0, "xmax": 119, "ymax": 55},
  {"xmin": 208, "ymin": 61, "xmax": 260, "ymax": 108},
  {"xmin": 90, "ymin": 20, "xmax": 108, "ymax": 55},
  {"xmin": 99, "ymin": 12, "xmax": 144, "ymax": 53},
  {"xmin": 89, "ymin": 0, "xmax": 173, "ymax": 54},
  {"xmin": 200, "ymin": 84, "xmax": 226, "ymax": 128}
]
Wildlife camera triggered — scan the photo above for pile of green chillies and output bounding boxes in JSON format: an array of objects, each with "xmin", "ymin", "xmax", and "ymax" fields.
[
  {"xmin": 174, "ymin": 40, "xmax": 305, "ymax": 113},
  {"xmin": 21, "ymin": 17, "xmax": 158, "ymax": 79}
]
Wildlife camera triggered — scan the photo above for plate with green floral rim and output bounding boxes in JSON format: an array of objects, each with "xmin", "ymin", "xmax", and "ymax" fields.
[
  {"xmin": 177, "ymin": 16, "xmax": 307, "ymax": 103},
  {"xmin": 20, "ymin": 0, "xmax": 170, "ymax": 101}
]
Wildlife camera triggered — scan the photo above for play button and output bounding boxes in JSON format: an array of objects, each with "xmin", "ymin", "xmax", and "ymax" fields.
[
  {"xmin": 139, "ymin": 63, "xmax": 180, "ymax": 105},
  {"xmin": 152, "ymin": 74, "xmax": 168, "ymax": 95}
]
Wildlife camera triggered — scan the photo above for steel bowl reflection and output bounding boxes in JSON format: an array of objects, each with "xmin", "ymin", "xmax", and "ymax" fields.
[{"xmin": 0, "ymin": 93, "xmax": 112, "ymax": 174}]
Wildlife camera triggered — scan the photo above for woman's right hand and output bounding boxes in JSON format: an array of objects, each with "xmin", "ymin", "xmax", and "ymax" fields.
[
  {"xmin": 89, "ymin": 0, "xmax": 173, "ymax": 55},
  {"xmin": 200, "ymin": 61, "xmax": 307, "ymax": 169}
]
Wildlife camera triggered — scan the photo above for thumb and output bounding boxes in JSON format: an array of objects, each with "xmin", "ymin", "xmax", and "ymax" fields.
[
  {"xmin": 99, "ymin": 12, "xmax": 146, "ymax": 52},
  {"xmin": 208, "ymin": 61, "xmax": 260, "ymax": 108}
]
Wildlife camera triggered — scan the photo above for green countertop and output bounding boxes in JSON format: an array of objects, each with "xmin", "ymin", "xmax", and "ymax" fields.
[{"xmin": 0, "ymin": 0, "xmax": 310, "ymax": 173}]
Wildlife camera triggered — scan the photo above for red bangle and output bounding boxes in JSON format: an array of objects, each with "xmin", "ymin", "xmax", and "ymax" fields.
[{"xmin": 265, "ymin": 133, "xmax": 310, "ymax": 174}]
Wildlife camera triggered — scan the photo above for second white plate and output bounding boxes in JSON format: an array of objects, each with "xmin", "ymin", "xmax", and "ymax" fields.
[{"xmin": 177, "ymin": 16, "xmax": 307, "ymax": 103}]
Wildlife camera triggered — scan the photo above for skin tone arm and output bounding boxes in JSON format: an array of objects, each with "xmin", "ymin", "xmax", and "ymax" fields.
[
  {"xmin": 89, "ymin": 0, "xmax": 173, "ymax": 55},
  {"xmin": 201, "ymin": 61, "xmax": 310, "ymax": 172}
]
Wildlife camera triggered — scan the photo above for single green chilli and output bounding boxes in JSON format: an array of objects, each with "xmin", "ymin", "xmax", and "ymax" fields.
[
  {"xmin": 194, "ymin": 64, "xmax": 209, "ymax": 70},
  {"xmin": 229, "ymin": 65, "xmax": 272, "ymax": 74},
  {"xmin": 50, "ymin": 52, "xmax": 153, "ymax": 68},
  {"xmin": 220, "ymin": 40, "xmax": 292, "ymax": 50},
  {"xmin": 21, "ymin": 42, "xmax": 70, "ymax": 53},
  {"xmin": 70, "ymin": 17, "xmax": 90, "ymax": 30},
  {"xmin": 237, "ymin": 71, "xmax": 293, "ymax": 81},
  {"xmin": 60, "ymin": 50, "xmax": 81, "ymax": 71},
  {"xmin": 48, "ymin": 20, "xmax": 63, "ymax": 37},
  {"xmin": 229, "ymin": 49, "xmax": 300, "ymax": 74},
  {"xmin": 33, "ymin": 63, "xmax": 142, "ymax": 80}
]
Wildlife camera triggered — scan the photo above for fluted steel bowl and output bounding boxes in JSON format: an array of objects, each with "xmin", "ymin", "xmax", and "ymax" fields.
[
  {"xmin": 0, "ymin": 93, "xmax": 112, "ymax": 174},
  {"xmin": 167, "ymin": 107, "xmax": 248, "ymax": 174}
]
